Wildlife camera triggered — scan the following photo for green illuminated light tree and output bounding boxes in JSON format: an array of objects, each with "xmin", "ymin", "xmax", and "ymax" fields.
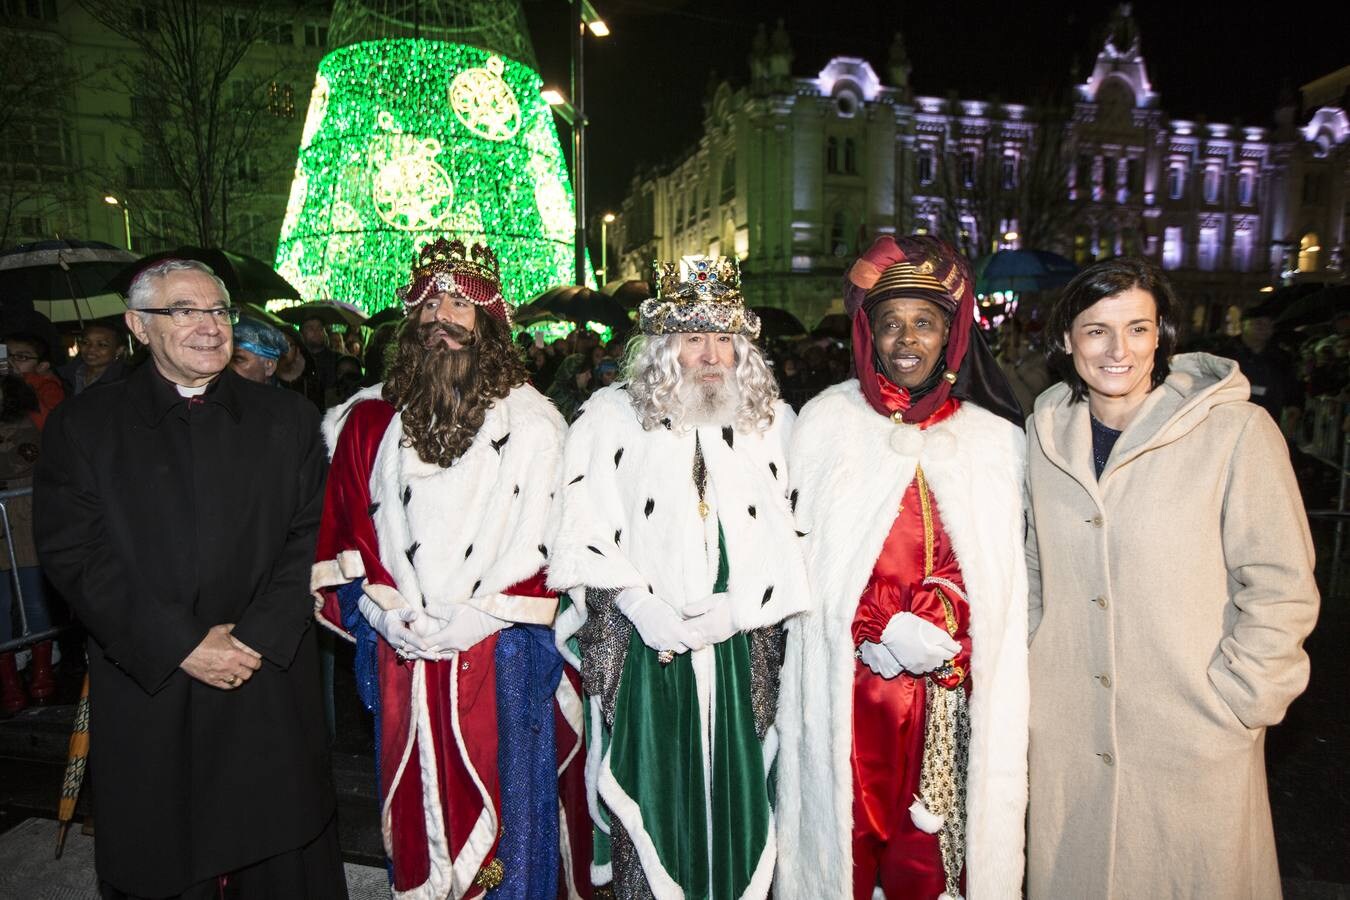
[{"xmin": 276, "ymin": 6, "xmax": 587, "ymax": 314}]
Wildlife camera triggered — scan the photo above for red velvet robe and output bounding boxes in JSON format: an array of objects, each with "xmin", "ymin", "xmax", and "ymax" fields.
[
  {"xmin": 314, "ymin": 399, "xmax": 591, "ymax": 897},
  {"xmin": 850, "ymin": 398, "xmax": 972, "ymax": 900}
]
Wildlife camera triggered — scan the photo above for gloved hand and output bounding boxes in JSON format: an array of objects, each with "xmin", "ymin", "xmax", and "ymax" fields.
[
  {"xmin": 414, "ymin": 605, "xmax": 509, "ymax": 656},
  {"xmin": 681, "ymin": 592, "xmax": 741, "ymax": 649},
  {"xmin": 857, "ymin": 640, "xmax": 902, "ymax": 679},
  {"xmin": 358, "ymin": 595, "xmax": 430, "ymax": 656},
  {"xmin": 615, "ymin": 588, "xmax": 699, "ymax": 654},
  {"xmin": 880, "ymin": 611, "xmax": 961, "ymax": 674}
]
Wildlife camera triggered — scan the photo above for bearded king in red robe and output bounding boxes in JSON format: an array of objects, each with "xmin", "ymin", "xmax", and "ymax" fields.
[
  {"xmin": 775, "ymin": 236, "xmax": 1029, "ymax": 900},
  {"xmin": 311, "ymin": 238, "xmax": 590, "ymax": 899}
]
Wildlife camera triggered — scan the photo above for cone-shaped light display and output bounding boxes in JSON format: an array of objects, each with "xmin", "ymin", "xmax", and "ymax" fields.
[{"xmin": 275, "ymin": 39, "xmax": 584, "ymax": 314}]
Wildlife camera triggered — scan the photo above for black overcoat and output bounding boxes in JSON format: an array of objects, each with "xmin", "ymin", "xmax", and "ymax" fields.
[{"xmin": 34, "ymin": 364, "xmax": 334, "ymax": 897}]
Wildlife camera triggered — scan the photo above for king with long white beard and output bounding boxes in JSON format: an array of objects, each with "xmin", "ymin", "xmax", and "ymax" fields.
[{"xmin": 547, "ymin": 256, "xmax": 810, "ymax": 900}]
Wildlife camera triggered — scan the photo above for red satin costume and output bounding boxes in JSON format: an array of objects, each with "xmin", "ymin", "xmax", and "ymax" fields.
[
  {"xmin": 314, "ymin": 400, "xmax": 591, "ymax": 896},
  {"xmin": 850, "ymin": 395, "xmax": 972, "ymax": 900}
]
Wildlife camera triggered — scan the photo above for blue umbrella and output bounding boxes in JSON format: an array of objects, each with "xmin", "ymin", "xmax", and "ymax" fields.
[{"xmin": 974, "ymin": 250, "xmax": 1078, "ymax": 294}]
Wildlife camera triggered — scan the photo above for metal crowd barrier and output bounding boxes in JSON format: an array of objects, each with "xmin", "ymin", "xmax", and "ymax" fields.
[
  {"xmin": 0, "ymin": 486, "xmax": 64, "ymax": 654},
  {"xmin": 1300, "ymin": 396, "xmax": 1350, "ymax": 597}
]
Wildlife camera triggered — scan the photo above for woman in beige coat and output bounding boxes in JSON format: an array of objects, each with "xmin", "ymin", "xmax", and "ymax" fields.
[{"xmin": 1024, "ymin": 257, "xmax": 1319, "ymax": 899}]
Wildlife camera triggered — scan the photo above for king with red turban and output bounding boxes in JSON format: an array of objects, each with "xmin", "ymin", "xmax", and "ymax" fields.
[{"xmin": 775, "ymin": 235, "xmax": 1029, "ymax": 900}]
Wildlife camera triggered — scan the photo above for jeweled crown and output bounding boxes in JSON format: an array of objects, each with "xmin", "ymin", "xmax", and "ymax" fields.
[{"xmin": 412, "ymin": 237, "xmax": 500, "ymax": 285}]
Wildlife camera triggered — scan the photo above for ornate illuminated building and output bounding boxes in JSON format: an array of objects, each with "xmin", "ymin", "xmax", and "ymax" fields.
[{"xmin": 605, "ymin": 9, "xmax": 1349, "ymax": 330}]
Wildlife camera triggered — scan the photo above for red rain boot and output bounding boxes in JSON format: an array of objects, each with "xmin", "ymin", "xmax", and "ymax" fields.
[
  {"xmin": 0, "ymin": 652, "xmax": 26, "ymax": 716},
  {"xmin": 27, "ymin": 641, "xmax": 56, "ymax": 703}
]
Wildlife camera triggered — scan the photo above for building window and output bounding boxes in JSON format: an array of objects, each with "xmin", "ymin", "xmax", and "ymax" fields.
[
  {"xmin": 961, "ymin": 151, "xmax": 976, "ymax": 188},
  {"xmin": 826, "ymin": 137, "xmax": 839, "ymax": 174},
  {"xmin": 3, "ymin": 0, "xmax": 57, "ymax": 20},
  {"xmin": 1162, "ymin": 226, "xmax": 1183, "ymax": 270},
  {"xmin": 917, "ymin": 149, "xmax": 933, "ymax": 185},
  {"xmin": 1203, "ymin": 168, "xmax": 1220, "ymax": 204},
  {"xmin": 720, "ymin": 154, "xmax": 735, "ymax": 203},
  {"xmin": 830, "ymin": 210, "xmax": 849, "ymax": 256},
  {"xmin": 1237, "ymin": 170, "xmax": 1254, "ymax": 206},
  {"xmin": 1299, "ymin": 232, "xmax": 1320, "ymax": 272},
  {"xmin": 844, "ymin": 138, "xmax": 857, "ymax": 175},
  {"xmin": 1301, "ymin": 173, "xmax": 1325, "ymax": 204},
  {"xmin": 1076, "ymin": 155, "xmax": 1093, "ymax": 199},
  {"xmin": 1001, "ymin": 153, "xmax": 1017, "ymax": 190},
  {"xmin": 263, "ymin": 20, "xmax": 292, "ymax": 45},
  {"xmin": 1232, "ymin": 228, "xmax": 1252, "ymax": 271},
  {"xmin": 132, "ymin": 5, "xmax": 158, "ymax": 30},
  {"xmin": 1167, "ymin": 165, "xmax": 1184, "ymax": 200},
  {"xmin": 303, "ymin": 23, "xmax": 328, "ymax": 47},
  {"xmin": 1198, "ymin": 226, "xmax": 1219, "ymax": 271},
  {"xmin": 1125, "ymin": 158, "xmax": 1141, "ymax": 198}
]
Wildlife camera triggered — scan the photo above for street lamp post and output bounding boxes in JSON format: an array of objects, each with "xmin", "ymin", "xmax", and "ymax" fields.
[
  {"xmin": 104, "ymin": 195, "xmax": 132, "ymax": 251},
  {"xmin": 600, "ymin": 211, "xmax": 615, "ymax": 285},
  {"xmin": 555, "ymin": 0, "xmax": 608, "ymax": 286}
]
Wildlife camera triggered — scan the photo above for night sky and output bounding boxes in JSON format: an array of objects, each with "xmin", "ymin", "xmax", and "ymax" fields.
[{"xmin": 520, "ymin": 0, "xmax": 1349, "ymax": 215}]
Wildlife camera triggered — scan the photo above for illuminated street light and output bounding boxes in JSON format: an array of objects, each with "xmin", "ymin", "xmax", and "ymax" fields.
[
  {"xmin": 104, "ymin": 194, "xmax": 132, "ymax": 251},
  {"xmin": 581, "ymin": 0, "xmax": 609, "ymax": 36},
  {"xmin": 600, "ymin": 211, "xmax": 615, "ymax": 284},
  {"xmin": 541, "ymin": 88, "xmax": 566, "ymax": 106}
]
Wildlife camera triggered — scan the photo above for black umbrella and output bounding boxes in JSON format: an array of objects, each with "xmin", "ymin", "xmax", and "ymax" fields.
[
  {"xmin": 751, "ymin": 305, "xmax": 806, "ymax": 339},
  {"xmin": 367, "ymin": 306, "xmax": 405, "ymax": 330},
  {"xmin": 0, "ymin": 239, "xmax": 137, "ymax": 308},
  {"xmin": 104, "ymin": 247, "xmax": 301, "ymax": 304},
  {"xmin": 276, "ymin": 300, "xmax": 368, "ymax": 330},
  {"xmin": 601, "ymin": 279, "xmax": 652, "ymax": 310},
  {"xmin": 517, "ymin": 285, "xmax": 631, "ymax": 331},
  {"xmin": 812, "ymin": 313, "xmax": 852, "ymax": 340},
  {"xmin": 1275, "ymin": 284, "xmax": 1350, "ymax": 329},
  {"xmin": 237, "ymin": 302, "xmax": 293, "ymax": 332}
]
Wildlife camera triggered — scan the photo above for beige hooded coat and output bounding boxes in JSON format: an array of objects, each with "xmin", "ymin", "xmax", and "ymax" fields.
[{"xmin": 1024, "ymin": 352, "xmax": 1319, "ymax": 899}]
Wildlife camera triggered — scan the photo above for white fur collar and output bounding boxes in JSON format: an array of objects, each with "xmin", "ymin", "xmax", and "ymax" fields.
[
  {"xmin": 546, "ymin": 383, "xmax": 810, "ymax": 628},
  {"xmin": 342, "ymin": 383, "xmax": 566, "ymax": 617}
]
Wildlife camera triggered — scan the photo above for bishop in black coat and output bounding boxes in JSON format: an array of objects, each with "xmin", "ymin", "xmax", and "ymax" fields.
[{"xmin": 34, "ymin": 264, "xmax": 343, "ymax": 898}]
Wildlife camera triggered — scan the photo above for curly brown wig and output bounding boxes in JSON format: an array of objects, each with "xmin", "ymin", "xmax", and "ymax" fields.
[{"xmin": 382, "ymin": 311, "xmax": 529, "ymax": 467}]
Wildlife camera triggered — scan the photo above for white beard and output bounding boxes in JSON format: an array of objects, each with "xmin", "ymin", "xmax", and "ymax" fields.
[{"xmin": 675, "ymin": 366, "xmax": 741, "ymax": 429}]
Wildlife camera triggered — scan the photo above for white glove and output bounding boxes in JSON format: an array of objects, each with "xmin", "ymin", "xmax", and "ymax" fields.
[
  {"xmin": 358, "ymin": 595, "xmax": 431, "ymax": 655},
  {"xmin": 857, "ymin": 640, "xmax": 902, "ymax": 679},
  {"xmin": 414, "ymin": 605, "xmax": 509, "ymax": 656},
  {"xmin": 615, "ymin": 588, "xmax": 699, "ymax": 654},
  {"xmin": 879, "ymin": 611, "xmax": 961, "ymax": 675},
  {"xmin": 681, "ymin": 592, "xmax": 741, "ymax": 649}
]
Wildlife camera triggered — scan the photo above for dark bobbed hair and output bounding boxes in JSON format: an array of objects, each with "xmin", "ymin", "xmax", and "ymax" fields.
[{"xmin": 1046, "ymin": 256, "xmax": 1178, "ymax": 403}]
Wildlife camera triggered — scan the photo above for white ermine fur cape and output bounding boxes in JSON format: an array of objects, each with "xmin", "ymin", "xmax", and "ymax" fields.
[
  {"xmin": 774, "ymin": 380, "xmax": 1029, "ymax": 900},
  {"xmin": 546, "ymin": 383, "xmax": 809, "ymax": 627},
  {"xmin": 320, "ymin": 383, "xmax": 565, "ymax": 622}
]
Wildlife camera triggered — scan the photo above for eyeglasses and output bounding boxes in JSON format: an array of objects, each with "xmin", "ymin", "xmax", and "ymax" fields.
[{"xmin": 139, "ymin": 306, "xmax": 240, "ymax": 326}]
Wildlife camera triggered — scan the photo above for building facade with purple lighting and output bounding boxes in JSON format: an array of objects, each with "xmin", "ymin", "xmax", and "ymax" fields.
[{"xmin": 605, "ymin": 9, "xmax": 1348, "ymax": 332}]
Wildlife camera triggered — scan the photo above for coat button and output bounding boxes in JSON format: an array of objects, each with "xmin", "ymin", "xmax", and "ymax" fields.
[
  {"xmin": 1098, "ymin": 674, "xmax": 1112, "ymax": 688},
  {"xmin": 1094, "ymin": 595, "xmax": 1108, "ymax": 609},
  {"xmin": 461, "ymin": 661, "xmax": 470, "ymax": 671},
  {"xmin": 1100, "ymin": 752, "xmax": 1114, "ymax": 766},
  {"xmin": 1090, "ymin": 515, "xmax": 1104, "ymax": 527}
]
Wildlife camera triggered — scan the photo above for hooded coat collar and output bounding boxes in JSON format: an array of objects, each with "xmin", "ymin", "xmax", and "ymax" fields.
[{"xmin": 1032, "ymin": 352, "xmax": 1251, "ymax": 498}]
